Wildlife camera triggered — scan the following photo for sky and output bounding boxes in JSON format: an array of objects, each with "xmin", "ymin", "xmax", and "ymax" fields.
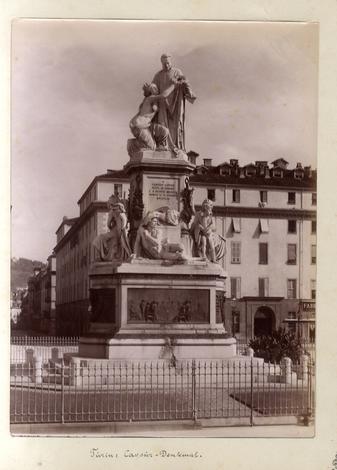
[{"xmin": 11, "ymin": 20, "xmax": 319, "ymax": 261}]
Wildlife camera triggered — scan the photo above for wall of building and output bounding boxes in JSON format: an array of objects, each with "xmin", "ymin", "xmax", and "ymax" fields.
[
  {"xmin": 54, "ymin": 166, "xmax": 316, "ymax": 339},
  {"xmin": 193, "ymin": 185, "xmax": 316, "ymax": 211}
]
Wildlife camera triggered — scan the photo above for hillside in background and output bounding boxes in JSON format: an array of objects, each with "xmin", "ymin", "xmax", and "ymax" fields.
[{"xmin": 11, "ymin": 257, "xmax": 46, "ymax": 290}]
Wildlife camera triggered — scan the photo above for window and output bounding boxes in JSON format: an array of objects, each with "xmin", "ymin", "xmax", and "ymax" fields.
[
  {"xmin": 258, "ymin": 277, "xmax": 269, "ymax": 297},
  {"xmin": 287, "ymin": 279, "xmax": 297, "ymax": 299},
  {"xmin": 220, "ymin": 167, "xmax": 230, "ymax": 176},
  {"xmin": 114, "ymin": 183, "xmax": 123, "ymax": 198},
  {"xmin": 294, "ymin": 171, "xmax": 304, "ymax": 180},
  {"xmin": 259, "ymin": 219, "xmax": 269, "ymax": 233},
  {"xmin": 231, "ymin": 242, "xmax": 241, "ymax": 264},
  {"xmin": 311, "ymin": 220, "xmax": 316, "ymax": 234},
  {"xmin": 288, "ymin": 220, "xmax": 297, "ymax": 234},
  {"xmin": 259, "ymin": 243, "xmax": 268, "ymax": 264},
  {"xmin": 311, "ymin": 279, "xmax": 316, "ymax": 300},
  {"xmin": 246, "ymin": 167, "xmax": 256, "ymax": 176},
  {"xmin": 311, "ymin": 244, "xmax": 316, "ymax": 264},
  {"xmin": 232, "ymin": 189, "xmax": 240, "ymax": 203},
  {"xmin": 207, "ymin": 188, "xmax": 215, "ymax": 201},
  {"xmin": 287, "ymin": 244, "xmax": 297, "ymax": 264},
  {"xmin": 260, "ymin": 191, "xmax": 268, "ymax": 203},
  {"xmin": 230, "ymin": 277, "xmax": 241, "ymax": 299},
  {"xmin": 232, "ymin": 311, "xmax": 240, "ymax": 335},
  {"xmin": 232, "ymin": 218, "xmax": 241, "ymax": 233},
  {"xmin": 312, "ymin": 192, "xmax": 317, "ymax": 206},
  {"xmin": 288, "ymin": 192, "xmax": 296, "ymax": 204},
  {"xmin": 273, "ymin": 169, "xmax": 283, "ymax": 178}
]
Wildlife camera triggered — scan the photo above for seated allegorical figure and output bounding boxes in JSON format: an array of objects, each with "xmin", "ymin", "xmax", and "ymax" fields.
[
  {"xmin": 190, "ymin": 199, "xmax": 226, "ymax": 263},
  {"xmin": 134, "ymin": 211, "xmax": 187, "ymax": 261},
  {"xmin": 92, "ymin": 195, "xmax": 132, "ymax": 262}
]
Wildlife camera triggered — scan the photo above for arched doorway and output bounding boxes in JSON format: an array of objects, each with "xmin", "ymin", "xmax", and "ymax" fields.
[{"xmin": 254, "ymin": 307, "xmax": 276, "ymax": 337}]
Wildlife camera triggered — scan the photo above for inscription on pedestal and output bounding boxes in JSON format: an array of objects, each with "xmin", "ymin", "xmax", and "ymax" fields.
[
  {"xmin": 146, "ymin": 176, "xmax": 180, "ymax": 211},
  {"xmin": 127, "ymin": 288, "xmax": 209, "ymax": 323}
]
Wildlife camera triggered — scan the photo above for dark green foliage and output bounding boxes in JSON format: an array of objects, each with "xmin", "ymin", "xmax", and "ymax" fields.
[
  {"xmin": 249, "ymin": 328, "xmax": 303, "ymax": 364},
  {"xmin": 11, "ymin": 257, "xmax": 45, "ymax": 290}
]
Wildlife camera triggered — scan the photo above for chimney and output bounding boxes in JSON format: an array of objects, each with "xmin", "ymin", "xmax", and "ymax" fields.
[
  {"xmin": 296, "ymin": 162, "xmax": 303, "ymax": 169},
  {"xmin": 203, "ymin": 158, "xmax": 212, "ymax": 167},
  {"xmin": 304, "ymin": 166, "xmax": 312, "ymax": 178}
]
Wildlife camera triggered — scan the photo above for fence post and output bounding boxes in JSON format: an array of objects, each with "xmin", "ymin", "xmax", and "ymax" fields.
[
  {"xmin": 33, "ymin": 355, "xmax": 43, "ymax": 384},
  {"xmin": 280, "ymin": 357, "xmax": 292, "ymax": 384},
  {"xmin": 26, "ymin": 348, "xmax": 35, "ymax": 367},
  {"xmin": 298, "ymin": 354, "xmax": 309, "ymax": 382},
  {"xmin": 250, "ymin": 358, "xmax": 254, "ymax": 426},
  {"xmin": 303, "ymin": 359, "xmax": 313, "ymax": 426},
  {"xmin": 246, "ymin": 347, "xmax": 254, "ymax": 358},
  {"xmin": 191, "ymin": 360, "xmax": 197, "ymax": 423},
  {"xmin": 61, "ymin": 359, "xmax": 65, "ymax": 424}
]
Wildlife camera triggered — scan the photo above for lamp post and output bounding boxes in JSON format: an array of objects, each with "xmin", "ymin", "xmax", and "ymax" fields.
[
  {"xmin": 296, "ymin": 300, "xmax": 302, "ymax": 341},
  {"xmin": 230, "ymin": 297, "xmax": 237, "ymax": 339}
]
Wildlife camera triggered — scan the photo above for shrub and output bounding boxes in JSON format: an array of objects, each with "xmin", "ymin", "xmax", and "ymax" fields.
[{"xmin": 248, "ymin": 328, "xmax": 303, "ymax": 364}]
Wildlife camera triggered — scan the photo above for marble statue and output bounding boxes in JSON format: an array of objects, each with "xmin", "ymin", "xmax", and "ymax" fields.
[
  {"xmin": 128, "ymin": 82, "xmax": 178, "ymax": 157},
  {"xmin": 134, "ymin": 211, "xmax": 186, "ymax": 261},
  {"xmin": 92, "ymin": 195, "xmax": 132, "ymax": 262},
  {"xmin": 190, "ymin": 199, "xmax": 226, "ymax": 263},
  {"xmin": 151, "ymin": 53, "xmax": 196, "ymax": 151}
]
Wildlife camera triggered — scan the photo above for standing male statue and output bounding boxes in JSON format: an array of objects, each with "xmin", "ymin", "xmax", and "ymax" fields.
[{"xmin": 151, "ymin": 53, "xmax": 196, "ymax": 151}]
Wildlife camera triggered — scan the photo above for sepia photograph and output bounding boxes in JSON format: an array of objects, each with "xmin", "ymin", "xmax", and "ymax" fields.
[{"xmin": 9, "ymin": 19, "xmax": 319, "ymax": 440}]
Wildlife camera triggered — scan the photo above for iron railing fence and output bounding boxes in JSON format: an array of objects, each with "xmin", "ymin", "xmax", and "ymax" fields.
[
  {"xmin": 10, "ymin": 337, "xmax": 79, "ymax": 365},
  {"xmin": 11, "ymin": 336, "xmax": 79, "ymax": 346},
  {"xmin": 10, "ymin": 359, "xmax": 314, "ymax": 426}
]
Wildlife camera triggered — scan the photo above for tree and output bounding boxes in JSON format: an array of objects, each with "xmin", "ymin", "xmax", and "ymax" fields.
[{"xmin": 249, "ymin": 328, "xmax": 303, "ymax": 363}]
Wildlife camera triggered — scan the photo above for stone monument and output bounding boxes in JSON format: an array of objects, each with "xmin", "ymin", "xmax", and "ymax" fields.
[{"xmin": 78, "ymin": 53, "xmax": 236, "ymax": 362}]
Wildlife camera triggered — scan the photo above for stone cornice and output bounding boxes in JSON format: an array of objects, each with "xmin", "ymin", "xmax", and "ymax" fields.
[
  {"xmin": 190, "ymin": 178, "xmax": 316, "ymax": 191},
  {"xmin": 203, "ymin": 205, "xmax": 316, "ymax": 220},
  {"xmin": 54, "ymin": 201, "xmax": 108, "ymax": 253}
]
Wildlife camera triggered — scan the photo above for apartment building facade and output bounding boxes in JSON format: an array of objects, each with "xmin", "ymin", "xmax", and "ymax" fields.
[
  {"xmin": 20, "ymin": 255, "xmax": 57, "ymax": 334},
  {"xmin": 54, "ymin": 158, "xmax": 316, "ymax": 340},
  {"xmin": 54, "ymin": 170, "xmax": 130, "ymax": 335}
]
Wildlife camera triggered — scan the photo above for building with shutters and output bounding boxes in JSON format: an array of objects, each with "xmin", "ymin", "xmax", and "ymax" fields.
[
  {"xmin": 54, "ymin": 170, "xmax": 130, "ymax": 335},
  {"xmin": 53, "ymin": 157, "xmax": 316, "ymax": 340}
]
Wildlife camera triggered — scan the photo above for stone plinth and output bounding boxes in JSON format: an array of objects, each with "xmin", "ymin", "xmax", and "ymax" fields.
[
  {"xmin": 80, "ymin": 259, "xmax": 234, "ymax": 360},
  {"xmin": 79, "ymin": 335, "xmax": 236, "ymax": 361},
  {"xmin": 125, "ymin": 148, "xmax": 194, "ymax": 170}
]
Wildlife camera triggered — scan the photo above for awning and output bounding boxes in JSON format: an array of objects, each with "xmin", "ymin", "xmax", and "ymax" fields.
[
  {"xmin": 259, "ymin": 219, "xmax": 269, "ymax": 233},
  {"xmin": 232, "ymin": 218, "xmax": 241, "ymax": 233}
]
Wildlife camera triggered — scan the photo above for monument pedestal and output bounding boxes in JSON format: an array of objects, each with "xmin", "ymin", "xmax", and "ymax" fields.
[
  {"xmin": 77, "ymin": 148, "xmax": 236, "ymax": 364},
  {"xmin": 125, "ymin": 149, "xmax": 195, "ymax": 249},
  {"xmin": 79, "ymin": 259, "xmax": 236, "ymax": 360}
]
